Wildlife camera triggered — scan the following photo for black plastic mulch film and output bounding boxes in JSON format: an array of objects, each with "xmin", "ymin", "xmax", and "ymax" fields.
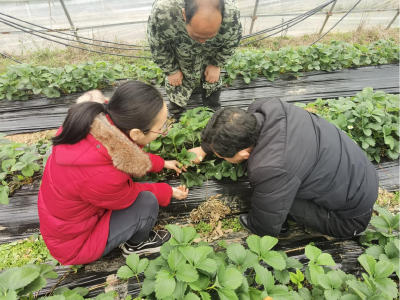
[
  {"xmin": 0, "ymin": 65, "xmax": 399, "ymax": 294},
  {"xmin": 0, "ymin": 64, "xmax": 399, "ymax": 135}
]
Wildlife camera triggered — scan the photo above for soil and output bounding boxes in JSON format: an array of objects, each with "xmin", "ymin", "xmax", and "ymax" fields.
[
  {"xmin": 5, "ymin": 129, "xmax": 56, "ymax": 145},
  {"xmin": 376, "ymin": 188, "xmax": 399, "ymax": 214}
]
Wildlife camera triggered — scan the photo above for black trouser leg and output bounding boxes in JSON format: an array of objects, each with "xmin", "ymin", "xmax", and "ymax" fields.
[
  {"xmin": 288, "ymin": 199, "xmax": 373, "ymax": 238},
  {"xmin": 102, "ymin": 191, "xmax": 159, "ymax": 256},
  {"xmin": 168, "ymin": 101, "xmax": 186, "ymax": 122},
  {"xmin": 201, "ymin": 86, "xmax": 222, "ymax": 111}
]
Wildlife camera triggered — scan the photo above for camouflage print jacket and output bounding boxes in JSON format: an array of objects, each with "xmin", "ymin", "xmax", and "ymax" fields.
[{"xmin": 147, "ymin": 0, "xmax": 242, "ymax": 106}]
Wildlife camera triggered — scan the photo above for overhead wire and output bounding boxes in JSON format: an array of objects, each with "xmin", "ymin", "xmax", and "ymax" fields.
[
  {"xmin": 0, "ymin": 11, "xmax": 150, "ymax": 49},
  {"xmin": 0, "ymin": 18, "xmax": 152, "ymax": 59},
  {"xmin": 241, "ymin": 0, "xmax": 335, "ymax": 40},
  {"xmin": 241, "ymin": 1, "xmax": 336, "ymax": 45},
  {"xmin": 0, "ymin": 16, "xmax": 149, "ymax": 51},
  {"xmin": 0, "ymin": 52, "xmax": 22, "ymax": 63},
  {"xmin": 310, "ymin": 0, "xmax": 362, "ymax": 45}
]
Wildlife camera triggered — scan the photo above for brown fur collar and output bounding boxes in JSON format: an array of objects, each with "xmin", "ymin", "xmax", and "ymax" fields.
[{"xmin": 89, "ymin": 114, "xmax": 152, "ymax": 177}]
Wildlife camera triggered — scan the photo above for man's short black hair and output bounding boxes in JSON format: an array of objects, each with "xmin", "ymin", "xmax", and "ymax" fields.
[
  {"xmin": 184, "ymin": 0, "xmax": 225, "ymax": 24},
  {"xmin": 201, "ymin": 107, "xmax": 260, "ymax": 158}
]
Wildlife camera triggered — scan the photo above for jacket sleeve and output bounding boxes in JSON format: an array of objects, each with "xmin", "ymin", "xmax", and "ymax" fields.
[
  {"xmin": 80, "ymin": 171, "xmax": 172, "ymax": 209},
  {"xmin": 247, "ymin": 167, "xmax": 301, "ymax": 236},
  {"xmin": 147, "ymin": 6, "xmax": 179, "ymax": 76},
  {"xmin": 148, "ymin": 153, "xmax": 165, "ymax": 173},
  {"xmin": 211, "ymin": 8, "xmax": 242, "ymax": 67}
]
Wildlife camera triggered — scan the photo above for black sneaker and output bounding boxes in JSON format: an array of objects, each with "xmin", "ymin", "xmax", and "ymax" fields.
[
  {"xmin": 121, "ymin": 230, "xmax": 171, "ymax": 257},
  {"xmin": 239, "ymin": 214, "xmax": 291, "ymax": 237}
]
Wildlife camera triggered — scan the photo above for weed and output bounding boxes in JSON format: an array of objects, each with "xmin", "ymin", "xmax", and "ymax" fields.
[{"xmin": 0, "ymin": 235, "xmax": 57, "ymax": 270}]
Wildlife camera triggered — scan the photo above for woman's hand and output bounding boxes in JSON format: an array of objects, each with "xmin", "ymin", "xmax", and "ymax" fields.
[
  {"xmin": 172, "ymin": 185, "xmax": 189, "ymax": 200},
  {"xmin": 188, "ymin": 147, "xmax": 207, "ymax": 165},
  {"xmin": 164, "ymin": 160, "xmax": 187, "ymax": 176}
]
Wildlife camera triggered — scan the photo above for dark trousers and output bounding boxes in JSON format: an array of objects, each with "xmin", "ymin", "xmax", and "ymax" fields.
[
  {"xmin": 288, "ymin": 198, "xmax": 373, "ymax": 238},
  {"xmin": 168, "ymin": 85, "xmax": 222, "ymax": 120},
  {"xmin": 102, "ymin": 191, "xmax": 159, "ymax": 257}
]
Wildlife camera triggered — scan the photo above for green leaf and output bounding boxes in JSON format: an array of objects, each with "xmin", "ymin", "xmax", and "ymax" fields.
[
  {"xmin": 137, "ymin": 258, "xmax": 149, "ymax": 274},
  {"xmin": 370, "ymin": 216, "xmax": 390, "ymax": 230},
  {"xmin": 117, "ymin": 266, "xmax": 134, "ymax": 279},
  {"xmin": 246, "ymin": 235, "xmax": 261, "ymax": 255},
  {"xmin": 196, "ymin": 258, "xmax": 217, "ymax": 274},
  {"xmin": 144, "ymin": 260, "xmax": 161, "ymax": 280},
  {"xmin": 261, "ymin": 251, "xmax": 286, "ymax": 270},
  {"xmin": 155, "ymin": 270, "xmax": 175, "ymax": 299},
  {"xmin": 1, "ymin": 159, "xmax": 15, "ymax": 171},
  {"xmin": 358, "ymin": 254, "xmax": 376, "ymax": 277},
  {"xmin": 217, "ymin": 288, "xmax": 239, "ymax": 300},
  {"xmin": 189, "ymin": 273, "xmax": 210, "ymax": 291},
  {"xmin": 374, "ymin": 277, "xmax": 399, "ymax": 298},
  {"xmin": 199, "ymin": 292, "xmax": 212, "ymax": 300},
  {"xmin": 142, "ymin": 278, "xmax": 156, "ymax": 296},
  {"xmin": 18, "ymin": 276, "xmax": 47, "ymax": 296},
  {"xmin": 240, "ymin": 250, "xmax": 259, "ymax": 272},
  {"xmin": 185, "ymin": 293, "xmax": 200, "ymax": 300},
  {"xmin": 374, "ymin": 261, "xmax": 394, "ymax": 279},
  {"xmin": 21, "ymin": 165, "xmax": 34, "ymax": 177},
  {"xmin": 305, "ymin": 245, "xmax": 321, "ymax": 263},
  {"xmin": 0, "ymin": 290, "xmax": 17, "ymax": 300},
  {"xmin": 286, "ymin": 257, "xmax": 303, "ymax": 269},
  {"xmin": 72, "ymin": 288, "xmax": 89, "ymax": 297},
  {"xmin": 217, "ymin": 265, "xmax": 243, "ymax": 290},
  {"xmin": 0, "ymin": 186, "xmax": 10, "ymax": 205},
  {"xmin": 374, "ymin": 206, "xmax": 394, "ymax": 226},
  {"xmin": 171, "ymin": 280, "xmax": 187, "ymax": 299},
  {"xmin": 384, "ymin": 136, "xmax": 395, "ymax": 149},
  {"xmin": 254, "ymin": 264, "xmax": 274, "ymax": 292},
  {"xmin": 227, "ymin": 243, "xmax": 247, "ymax": 266},
  {"xmin": 149, "ymin": 140, "xmax": 162, "ymax": 151},
  {"xmin": 248, "ymin": 287, "xmax": 262, "ymax": 300},
  {"xmin": 174, "ymin": 133, "xmax": 186, "ymax": 145},
  {"xmin": 260, "ymin": 236, "xmax": 279, "ymax": 254},
  {"xmin": 166, "ymin": 224, "xmax": 183, "ymax": 243},
  {"xmin": 365, "ymin": 245, "xmax": 384, "ymax": 259},
  {"xmin": 274, "ymin": 269, "xmax": 290, "ymax": 285},
  {"xmin": 126, "ymin": 253, "xmax": 140, "ymax": 273},
  {"xmin": 168, "ymin": 248, "xmax": 186, "ymax": 272},
  {"xmin": 230, "ymin": 168, "xmax": 237, "ymax": 181},
  {"xmin": 324, "ymin": 289, "xmax": 341, "ymax": 300},
  {"xmin": 316, "ymin": 253, "xmax": 336, "ymax": 266},
  {"xmin": 176, "ymin": 264, "xmax": 199, "ymax": 283},
  {"xmin": 6, "ymin": 267, "xmax": 40, "ymax": 290}
]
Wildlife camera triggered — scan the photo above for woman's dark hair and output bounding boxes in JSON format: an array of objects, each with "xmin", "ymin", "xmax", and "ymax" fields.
[
  {"xmin": 52, "ymin": 81, "xmax": 164, "ymax": 146},
  {"xmin": 201, "ymin": 107, "xmax": 260, "ymax": 158},
  {"xmin": 184, "ymin": 0, "xmax": 225, "ymax": 24}
]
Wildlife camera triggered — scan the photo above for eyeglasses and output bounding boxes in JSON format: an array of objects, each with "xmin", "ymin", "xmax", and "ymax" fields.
[{"xmin": 148, "ymin": 124, "xmax": 170, "ymax": 137}]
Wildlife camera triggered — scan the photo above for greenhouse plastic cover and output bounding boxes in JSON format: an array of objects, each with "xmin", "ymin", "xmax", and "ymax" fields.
[{"xmin": 0, "ymin": 0, "xmax": 398, "ymax": 54}]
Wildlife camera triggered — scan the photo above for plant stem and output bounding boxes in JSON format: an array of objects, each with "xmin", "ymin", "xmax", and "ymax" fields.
[{"xmin": 135, "ymin": 273, "xmax": 142, "ymax": 289}]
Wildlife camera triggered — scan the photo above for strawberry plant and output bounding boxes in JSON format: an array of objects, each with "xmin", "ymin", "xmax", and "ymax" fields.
[
  {"xmin": 296, "ymin": 88, "xmax": 399, "ymax": 162},
  {"xmin": 0, "ymin": 134, "xmax": 50, "ymax": 205},
  {"xmin": 139, "ymin": 107, "xmax": 247, "ymax": 188},
  {"xmin": 1, "ymin": 40, "xmax": 398, "ymax": 100}
]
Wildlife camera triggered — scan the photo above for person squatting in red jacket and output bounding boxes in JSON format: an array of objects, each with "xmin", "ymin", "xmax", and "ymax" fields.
[{"xmin": 38, "ymin": 81, "xmax": 189, "ymax": 265}]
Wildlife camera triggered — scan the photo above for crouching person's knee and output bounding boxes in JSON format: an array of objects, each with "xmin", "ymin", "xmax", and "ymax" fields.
[{"xmin": 135, "ymin": 191, "xmax": 159, "ymax": 218}]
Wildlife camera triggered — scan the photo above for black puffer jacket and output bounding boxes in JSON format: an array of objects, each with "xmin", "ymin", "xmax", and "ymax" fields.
[{"xmin": 205, "ymin": 97, "xmax": 379, "ymax": 236}]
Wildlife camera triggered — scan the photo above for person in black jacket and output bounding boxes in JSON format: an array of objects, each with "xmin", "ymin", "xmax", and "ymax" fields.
[{"xmin": 189, "ymin": 97, "xmax": 379, "ymax": 238}]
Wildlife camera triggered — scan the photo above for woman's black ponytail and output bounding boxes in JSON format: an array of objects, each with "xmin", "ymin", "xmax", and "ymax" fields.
[
  {"xmin": 52, "ymin": 102, "xmax": 105, "ymax": 146},
  {"xmin": 51, "ymin": 81, "xmax": 164, "ymax": 146}
]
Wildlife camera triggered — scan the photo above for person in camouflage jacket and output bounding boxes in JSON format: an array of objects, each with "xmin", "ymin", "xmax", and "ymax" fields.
[{"xmin": 147, "ymin": 0, "xmax": 242, "ymax": 118}]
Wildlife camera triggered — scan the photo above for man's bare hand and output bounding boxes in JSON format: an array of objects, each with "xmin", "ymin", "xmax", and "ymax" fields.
[
  {"xmin": 188, "ymin": 147, "xmax": 207, "ymax": 165},
  {"xmin": 204, "ymin": 65, "xmax": 221, "ymax": 84},
  {"xmin": 168, "ymin": 70, "xmax": 184, "ymax": 86}
]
